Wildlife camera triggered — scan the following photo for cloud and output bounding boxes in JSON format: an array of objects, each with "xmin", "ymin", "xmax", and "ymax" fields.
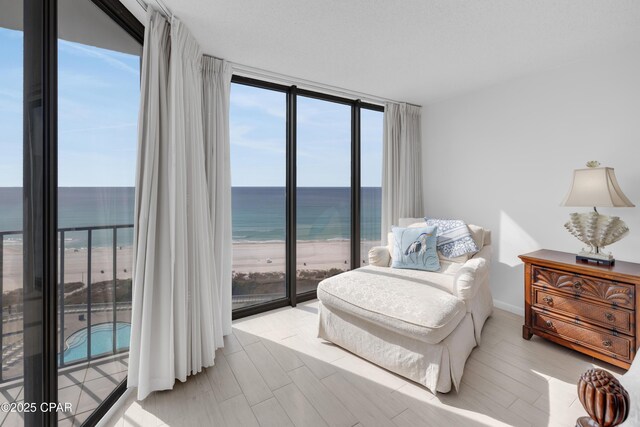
[
  {"xmin": 58, "ymin": 40, "xmax": 139, "ymax": 76},
  {"xmin": 230, "ymin": 123, "xmax": 285, "ymax": 154},
  {"xmin": 58, "ymin": 71, "xmax": 115, "ymax": 89},
  {"xmin": 230, "ymin": 91, "xmax": 286, "ymax": 119},
  {"xmin": 58, "ymin": 96, "xmax": 93, "ymax": 121}
]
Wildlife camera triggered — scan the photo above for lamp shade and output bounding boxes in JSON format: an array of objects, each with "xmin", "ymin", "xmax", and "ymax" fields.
[{"xmin": 562, "ymin": 167, "xmax": 635, "ymax": 208}]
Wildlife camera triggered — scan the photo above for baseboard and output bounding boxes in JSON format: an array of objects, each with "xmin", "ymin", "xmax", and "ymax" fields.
[
  {"xmin": 95, "ymin": 387, "xmax": 133, "ymax": 427},
  {"xmin": 493, "ymin": 298, "xmax": 524, "ymax": 317}
]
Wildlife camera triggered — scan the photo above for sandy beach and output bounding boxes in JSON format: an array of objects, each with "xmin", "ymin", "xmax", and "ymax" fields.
[
  {"xmin": 0, "ymin": 240, "xmax": 381, "ymax": 291},
  {"xmin": 1, "ymin": 245, "xmax": 134, "ymax": 292},
  {"xmin": 232, "ymin": 240, "xmax": 381, "ymax": 273}
]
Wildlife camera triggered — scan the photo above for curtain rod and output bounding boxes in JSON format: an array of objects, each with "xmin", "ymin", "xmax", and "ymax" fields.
[
  {"xmin": 206, "ymin": 55, "xmax": 420, "ymax": 108},
  {"xmin": 226, "ymin": 60, "xmax": 412, "ymax": 107},
  {"xmin": 135, "ymin": 1, "xmax": 420, "ymax": 108}
]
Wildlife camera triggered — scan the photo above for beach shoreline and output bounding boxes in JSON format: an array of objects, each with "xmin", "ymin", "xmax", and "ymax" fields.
[
  {"xmin": 1, "ymin": 240, "xmax": 382, "ymax": 292},
  {"xmin": 232, "ymin": 240, "xmax": 381, "ymax": 273}
]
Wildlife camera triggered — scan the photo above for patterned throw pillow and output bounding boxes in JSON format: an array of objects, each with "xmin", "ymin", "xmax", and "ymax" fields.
[
  {"xmin": 391, "ymin": 226, "xmax": 440, "ymax": 272},
  {"xmin": 424, "ymin": 218, "xmax": 479, "ymax": 259}
]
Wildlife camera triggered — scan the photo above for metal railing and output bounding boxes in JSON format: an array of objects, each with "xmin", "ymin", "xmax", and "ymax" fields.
[{"xmin": 0, "ymin": 224, "xmax": 134, "ymax": 383}]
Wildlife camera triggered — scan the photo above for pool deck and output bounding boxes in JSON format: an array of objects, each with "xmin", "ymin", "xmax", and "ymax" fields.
[
  {"xmin": 0, "ymin": 309, "xmax": 131, "ymax": 426},
  {"xmin": 0, "ymin": 353, "xmax": 128, "ymax": 426}
]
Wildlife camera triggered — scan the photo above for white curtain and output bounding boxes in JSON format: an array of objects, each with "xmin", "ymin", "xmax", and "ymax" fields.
[
  {"xmin": 128, "ymin": 10, "xmax": 228, "ymax": 400},
  {"xmin": 128, "ymin": 10, "xmax": 172, "ymax": 400},
  {"xmin": 381, "ymin": 103, "xmax": 423, "ymax": 242},
  {"xmin": 202, "ymin": 56, "xmax": 233, "ymax": 336}
]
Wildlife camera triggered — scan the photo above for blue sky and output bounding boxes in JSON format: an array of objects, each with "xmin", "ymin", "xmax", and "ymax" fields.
[
  {"xmin": 230, "ymin": 84, "xmax": 384, "ymax": 187},
  {"xmin": 0, "ymin": 27, "xmax": 140, "ymax": 187},
  {"xmin": 0, "ymin": 27, "xmax": 383, "ymax": 189}
]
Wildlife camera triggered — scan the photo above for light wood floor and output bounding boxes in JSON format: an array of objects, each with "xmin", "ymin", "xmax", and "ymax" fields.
[{"xmin": 103, "ymin": 301, "xmax": 625, "ymax": 427}]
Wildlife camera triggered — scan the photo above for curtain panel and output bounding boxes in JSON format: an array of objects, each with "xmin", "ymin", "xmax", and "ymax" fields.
[
  {"xmin": 202, "ymin": 57, "xmax": 233, "ymax": 336},
  {"xmin": 128, "ymin": 9, "xmax": 231, "ymax": 400},
  {"xmin": 381, "ymin": 103, "xmax": 424, "ymax": 242}
]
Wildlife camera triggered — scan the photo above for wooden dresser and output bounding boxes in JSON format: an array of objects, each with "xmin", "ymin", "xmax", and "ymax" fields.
[{"xmin": 520, "ymin": 250, "xmax": 640, "ymax": 369}]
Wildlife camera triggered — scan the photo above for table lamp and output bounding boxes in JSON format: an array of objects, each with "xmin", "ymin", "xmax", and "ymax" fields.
[{"xmin": 561, "ymin": 161, "xmax": 635, "ymax": 266}]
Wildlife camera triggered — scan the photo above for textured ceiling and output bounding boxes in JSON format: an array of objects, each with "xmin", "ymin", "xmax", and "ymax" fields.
[{"xmin": 131, "ymin": 0, "xmax": 640, "ymax": 104}]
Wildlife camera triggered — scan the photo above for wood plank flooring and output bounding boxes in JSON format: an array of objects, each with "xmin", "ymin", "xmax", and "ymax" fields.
[{"xmin": 102, "ymin": 301, "xmax": 625, "ymax": 427}]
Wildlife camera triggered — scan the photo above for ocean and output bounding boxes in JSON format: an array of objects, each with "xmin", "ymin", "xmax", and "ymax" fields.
[
  {"xmin": 233, "ymin": 187, "xmax": 381, "ymax": 242},
  {"xmin": 0, "ymin": 187, "xmax": 382, "ymax": 247}
]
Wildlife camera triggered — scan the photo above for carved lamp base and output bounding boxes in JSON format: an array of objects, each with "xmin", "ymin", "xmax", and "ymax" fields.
[{"xmin": 576, "ymin": 252, "xmax": 615, "ymax": 266}]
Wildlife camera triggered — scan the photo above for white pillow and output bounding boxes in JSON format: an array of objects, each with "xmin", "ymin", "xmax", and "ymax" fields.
[
  {"xmin": 368, "ymin": 246, "xmax": 391, "ymax": 267},
  {"xmin": 398, "ymin": 218, "xmax": 426, "ymax": 227}
]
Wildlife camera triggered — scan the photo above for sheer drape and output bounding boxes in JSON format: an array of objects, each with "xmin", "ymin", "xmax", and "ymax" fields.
[
  {"xmin": 128, "ymin": 10, "xmax": 228, "ymax": 400},
  {"xmin": 202, "ymin": 57, "xmax": 233, "ymax": 335},
  {"xmin": 381, "ymin": 103, "xmax": 423, "ymax": 242},
  {"xmin": 128, "ymin": 10, "xmax": 173, "ymax": 400},
  {"xmin": 168, "ymin": 18, "xmax": 224, "ymax": 382}
]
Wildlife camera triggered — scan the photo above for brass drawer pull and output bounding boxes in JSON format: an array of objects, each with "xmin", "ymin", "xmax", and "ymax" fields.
[
  {"xmin": 543, "ymin": 296, "xmax": 553, "ymax": 304},
  {"xmin": 545, "ymin": 320, "xmax": 554, "ymax": 328},
  {"xmin": 573, "ymin": 281, "xmax": 583, "ymax": 290},
  {"xmin": 602, "ymin": 340, "xmax": 612, "ymax": 348},
  {"xmin": 605, "ymin": 312, "xmax": 615, "ymax": 322}
]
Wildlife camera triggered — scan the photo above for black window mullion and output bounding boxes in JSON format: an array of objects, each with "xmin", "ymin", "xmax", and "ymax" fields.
[
  {"xmin": 231, "ymin": 75, "xmax": 290, "ymax": 93},
  {"xmin": 360, "ymin": 102, "xmax": 384, "ymax": 113},
  {"xmin": 23, "ymin": 0, "xmax": 58, "ymax": 424},
  {"xmin": 296, "ymin": 88, "xmax": 354, "ymax": 106},
  {"xmin": 287, "ymin": 86, "xmax": 298, "ymax": 306},
  {"xmin": 351, "ymin": 101, "xmax": 361, "ymax": 269}
]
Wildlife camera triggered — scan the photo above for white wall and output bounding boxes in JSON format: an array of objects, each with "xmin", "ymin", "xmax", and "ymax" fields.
[{"xmin": 421, "ymin": 46, "xmax": 640, "ymax": 315}]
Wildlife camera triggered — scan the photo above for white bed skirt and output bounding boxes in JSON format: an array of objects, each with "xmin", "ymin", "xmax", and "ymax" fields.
[{"xmin": 318, "ymin": 303, "xmax": 477, "ymax": 394}]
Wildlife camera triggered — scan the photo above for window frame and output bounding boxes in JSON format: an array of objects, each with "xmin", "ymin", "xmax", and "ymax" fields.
[
  {"xmin": 17, "ymin": 0, "xmax": 143, "ymax": 425},
  {"xmin": 230, "ymin": 75, "xmax": 384, "ymax": 319}
]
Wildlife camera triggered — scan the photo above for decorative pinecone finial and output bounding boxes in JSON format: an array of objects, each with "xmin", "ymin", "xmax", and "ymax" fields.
[
  {"xmin": 586, "ymin": 161, "xmax": 601, "ymax": 168},
  {"xmin": 576, "ymin": 368, "xmax": 629, "ymax": 427}
]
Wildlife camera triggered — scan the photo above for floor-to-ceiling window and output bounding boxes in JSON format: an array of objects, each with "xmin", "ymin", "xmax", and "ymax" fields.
[
  {"xmin": 57, "ymin": 0, "xmax": 140, "ymax": 423},
  {"xmin": 0, "ymin": 0, "xmax": 142, "ymax": 425},
  {"xmin": 230, "ymin": 77, "xmax": 384, "ymax": 315},
  {"xmin": 230, "ymin": 82, "xmax": 287, "ymax": 310},
  {"xmin": 296, "ymin": 96, "xmax": 352, "ymax": 294},
  {"xmin": 360, "ymin": 108, "xmax": 384, "ymax": 265}
]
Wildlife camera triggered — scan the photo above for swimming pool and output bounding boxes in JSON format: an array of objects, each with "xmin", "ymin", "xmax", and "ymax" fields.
[{"xmin": 63, "ymin": 322, "xmax": 131, "ymax": 364}]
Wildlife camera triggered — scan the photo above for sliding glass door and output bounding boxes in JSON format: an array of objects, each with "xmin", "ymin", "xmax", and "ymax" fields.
[
  {"xmin": 57, "ymin": 0, "xmax": 141, "ymax": 423},
  {"xmin": 230, "ymin": 83, "xmax": 287, "ymax": 310},
  {"xmin": 0, "ymin": 0, "xmax": 142, "ymax": 424},
  {"xmin": 296, "ymin": 96, "xmax": 352, "ymax": 294}
]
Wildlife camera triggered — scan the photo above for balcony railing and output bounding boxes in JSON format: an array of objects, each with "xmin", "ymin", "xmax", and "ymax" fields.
[{"xmin": 0, "ymin": 224, "xmax": 134, "ymax": 384}]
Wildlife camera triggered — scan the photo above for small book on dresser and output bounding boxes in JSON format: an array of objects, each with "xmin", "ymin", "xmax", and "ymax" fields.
[{"xmin": 519, "ymin": 249, "xmax": 639, "ymax": 369}]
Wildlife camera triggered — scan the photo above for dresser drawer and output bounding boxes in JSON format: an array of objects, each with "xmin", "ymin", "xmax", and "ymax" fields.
[
  {"xmin": 533, "ymin": 287, "xmax": 633, "ymax": 335},
  {"xmin": 532, "ymin": 266, "xmax": 635, "ymax": 310},
  {"xmin": 533, "ymin": 309, "xmax": 632, "ymax": 361}
]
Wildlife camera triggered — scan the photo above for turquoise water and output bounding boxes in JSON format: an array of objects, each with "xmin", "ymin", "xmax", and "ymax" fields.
[{"xmin": 63, "ymin": 322, "xmax": 131, "ymax": 364}]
